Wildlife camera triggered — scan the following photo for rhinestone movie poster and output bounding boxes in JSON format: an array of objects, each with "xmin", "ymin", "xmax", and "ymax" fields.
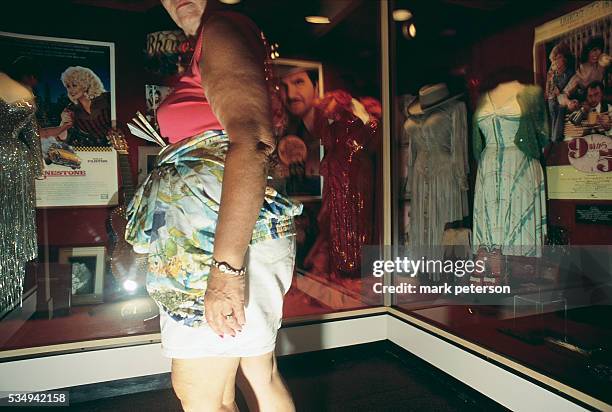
[{"xmin": 0, "ymin": 31, "xmax": 118, "ymax": 207}]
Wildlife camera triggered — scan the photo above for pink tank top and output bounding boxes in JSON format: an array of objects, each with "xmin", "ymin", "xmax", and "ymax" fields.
[{"xmin": 157, "ymin": 12, "xmax": 265, "ymax": 143}]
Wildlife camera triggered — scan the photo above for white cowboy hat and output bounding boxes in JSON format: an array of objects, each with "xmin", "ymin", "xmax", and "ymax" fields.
[{"xmin": 407, "ymin": 83, "xmax": 462, "ymax": 115}]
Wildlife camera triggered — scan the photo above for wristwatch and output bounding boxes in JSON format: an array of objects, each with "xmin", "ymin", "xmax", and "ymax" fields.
[{"xmin": 211, "ymin": 258, "xmax": 246, "ymax": 277}]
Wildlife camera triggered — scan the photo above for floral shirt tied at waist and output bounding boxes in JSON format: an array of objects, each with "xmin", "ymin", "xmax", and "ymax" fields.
[{"xmin": 125, "ymin": 130, "xmax": 303, "ymax": 326}]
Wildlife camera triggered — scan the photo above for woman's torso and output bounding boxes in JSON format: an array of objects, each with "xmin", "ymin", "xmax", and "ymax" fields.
[
  {"xmin": 157, "ymin": 11, "xmax": 266, "ymax": 142},
  {"xmin": 69, "ymin": 92, "xmax": 111, "ymax": 144}
]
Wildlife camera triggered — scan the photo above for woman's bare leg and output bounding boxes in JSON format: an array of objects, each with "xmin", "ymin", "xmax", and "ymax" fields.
[
  {"xmin": 239, "ymin": 351, "xmax": 295, "ymax": 412},
  {"xmin": 171, "ymin": 356, "xmax": 241, "ymax": 412}
]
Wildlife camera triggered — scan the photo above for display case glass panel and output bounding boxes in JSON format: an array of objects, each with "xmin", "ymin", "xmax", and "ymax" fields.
[{"xmin": 389, "ymin": 0, "xmax": 612, "ymax": 404}]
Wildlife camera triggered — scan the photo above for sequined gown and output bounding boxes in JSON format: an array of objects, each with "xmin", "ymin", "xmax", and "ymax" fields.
[
  {"xmin": 0, "ymin": 97, "xmax": 43, "ymax": 313},
  {"xmin": 320, "ymin": 112, "xmax": 377, "ymax": 277}
]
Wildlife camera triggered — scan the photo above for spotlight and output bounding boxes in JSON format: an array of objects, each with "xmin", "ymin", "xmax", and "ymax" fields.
[
  {"xmin": 402, "ymin": 22, "xmax": 417, "ymax": 39},
  {"xmin": 392, "ymin": 9, "xmax": 412, "ymax": 22},
  {"xmin": 219, "ymin": 0, "xmax": 241, "ymax": 4},
  {"xmin": 305, "ymin": 16, "xmax": 331, "ymax": 24},
  {"xmin": 123, "ymin": 279, "xmax": 138, "ymax": 292}
]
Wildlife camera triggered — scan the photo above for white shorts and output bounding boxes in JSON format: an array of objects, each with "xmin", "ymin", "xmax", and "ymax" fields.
[{"xmin": 159, "ymin": 236, "xmax": 296, "ymax": 358}]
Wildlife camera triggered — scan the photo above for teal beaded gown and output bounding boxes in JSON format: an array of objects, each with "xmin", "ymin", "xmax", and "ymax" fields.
[{"xmin": 472, "ymin": 89, "xmax": 547, "ymax": 257}]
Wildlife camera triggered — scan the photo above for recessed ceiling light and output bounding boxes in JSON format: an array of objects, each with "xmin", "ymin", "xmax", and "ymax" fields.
[
  {"xmin": 409, "ymin": 23, "xmax": 416, "ymax": 38},
  {"xmin": 305, "ymin": 16, "xmax": 331, "ymax": 24},
  {"xmin": 402, "ymin": 22, "xmax": 416, "ymax": 39},
  {"xmin": 392, "ymin": 9, "xmax": 412, "ymax": 22},
  {"xmin": 219, "ymin": 0, "xmax": 241, "ymax": 4}
]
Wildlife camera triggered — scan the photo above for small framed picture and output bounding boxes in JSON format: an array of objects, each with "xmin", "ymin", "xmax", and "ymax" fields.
[
  {"xmin": 137, "ymin": 146, "xmax": 162, "ymax": 184},
  {"xmin": 58, "ymin": 246, "xmax": 106, "ymax": 305}
]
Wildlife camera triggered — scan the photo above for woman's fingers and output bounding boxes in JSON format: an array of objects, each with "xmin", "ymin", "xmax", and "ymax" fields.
[
  {"xmin": 205, "ymin": 271, "xmax": 246, "ymax": 336},
  {"xmin": 231, "ymin": 301, "xmax": 246, "ymax": 327},
  {"xmin": 204, "ymin": 301, "xmax": 223, "ymax": 335},
  {"xmin": 215, "ymin": 310, "xmax": 235, "ymax": 336}
]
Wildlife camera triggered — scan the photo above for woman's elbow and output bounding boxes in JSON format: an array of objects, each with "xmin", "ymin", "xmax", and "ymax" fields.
[{"xmin": 225, "ymin": 120, "xmax": 276, "ymax": 156}]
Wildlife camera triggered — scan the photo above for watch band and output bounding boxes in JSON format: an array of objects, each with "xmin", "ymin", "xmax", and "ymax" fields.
[{"xmin": 211, "ymin": 258, "xmax": 246, "ymax": 276}]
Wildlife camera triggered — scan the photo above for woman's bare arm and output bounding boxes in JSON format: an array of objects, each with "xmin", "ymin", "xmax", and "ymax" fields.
[{"xmin": 201, "ymin": 15, "xmax": 273, "ymax": 270}]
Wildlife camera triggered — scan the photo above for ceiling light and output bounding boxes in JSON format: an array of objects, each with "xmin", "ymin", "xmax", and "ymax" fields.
[
  {"xmin": 402, "ymin": 22, "xmax": 416, "ymax": 39},
  {"xmin": 305, "ymin": 16, "xmax": 331, "ymax": 24},
  {"xmin": 392, "ymin": 9, "xmax": 412, "ymax": 22},
  {"xmin": 219, "ymin": 0, "xmax": 241, "ymax": 4}
]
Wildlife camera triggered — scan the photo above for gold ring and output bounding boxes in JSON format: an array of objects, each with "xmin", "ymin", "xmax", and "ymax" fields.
[{"xmin": 225, "ymin": 314, "xmax": 233, "ymax": 320}]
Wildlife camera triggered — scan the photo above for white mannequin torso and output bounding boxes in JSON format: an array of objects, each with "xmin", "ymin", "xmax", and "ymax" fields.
[{"xmin": 0, "ymin": 72, "xmax": 34, "ymax": 104}]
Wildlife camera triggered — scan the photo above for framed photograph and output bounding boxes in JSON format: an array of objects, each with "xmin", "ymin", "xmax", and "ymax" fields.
[
  {"xmin": 58, "ymin": 246, "xmax": 106, "ymax": 305},
  {"xmin": 272, "ymin": 58, "xmax": 325, "ymax": 200},
  {"xmin": 137, "ymin": 146, "xmax": 162, "ymax": 184},
  {"xmin": 0, "ymin": 31, "xmax": 119, "ymax": 207}
]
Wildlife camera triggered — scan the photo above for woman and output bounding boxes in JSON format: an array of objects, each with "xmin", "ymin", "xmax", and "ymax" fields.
[
  {"xmin": 544, "ymin": 42, "xmax": 574, "ymax": 142},
  {"xmin": 126, "ymin": 1, "xmax": 301, "ymax": 411},
  {"xmin": 60, "ymin": 66, "xmax": 111, "ymax": 147},
  {"xmin": 563, "ymin": 36, "xmax": 610, "ymax": 111}
]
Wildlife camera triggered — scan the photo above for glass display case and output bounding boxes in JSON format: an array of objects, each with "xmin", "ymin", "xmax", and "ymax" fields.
[
  {"xmin": 389, "ymin": 0, "xmax": 612, "ymax": 407},
  {"xmin": 0, "ymin": 0, "xmax": 384, "ymax": 358}
]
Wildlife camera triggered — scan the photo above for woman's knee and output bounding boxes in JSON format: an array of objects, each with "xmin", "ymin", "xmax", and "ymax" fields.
[{"xmin": 239, "ymin": 351, "xmax": 280, "ymax": 387}]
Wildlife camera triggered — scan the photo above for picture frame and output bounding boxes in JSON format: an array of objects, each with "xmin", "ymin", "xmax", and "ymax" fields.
[
  {"xmin": 137, "ymin": 146, "xmax": 162, "ymax": 184},
  {"xmin": 272, "ymin": 58, "xmax": 325, "ymax": 201},
  {"xmin": 58, "ymin": 246, "xmax": 106, "ymax": 305},
  {"xmin": 0, "ymin": 31, "xmax": 119, "ymax": 208}
]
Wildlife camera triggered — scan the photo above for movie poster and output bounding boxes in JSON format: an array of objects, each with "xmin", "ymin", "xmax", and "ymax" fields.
[
  {"xmin": 533, "ymin": 2, "xmax": 611, "ymax": 144},
  {"xmin": 0, "ymin": 31, "xmax": 118, "ymax": 207},
  {"xmin": 534, "ymin": 2, "xmax": 612, "ymax": 200}
]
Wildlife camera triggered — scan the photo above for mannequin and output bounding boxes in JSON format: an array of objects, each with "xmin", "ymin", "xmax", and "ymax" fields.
[
  {"xmin": 0, "ymin": 72, "xmax": 43, "ymax": 313},
  {"xmin": 402, "ymin": 84, "xmax": 469, "ymax": 250},
  {"xmin": 472, "ymin": 80, "xmax": 548, "ymax": 261}
]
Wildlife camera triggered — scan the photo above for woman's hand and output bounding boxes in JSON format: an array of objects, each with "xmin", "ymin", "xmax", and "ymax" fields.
[
  {"xmin": 61, "ymin": 109, "xmax": 74, "ymax": 125},
  {"xmin": 204, "ymin": 267, "xmax": 246, "ymax": 337}
]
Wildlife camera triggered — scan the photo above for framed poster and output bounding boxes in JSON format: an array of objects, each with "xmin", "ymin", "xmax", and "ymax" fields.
[
  {"xmin": 272, "ymin": 58, "xmax": 325, "ymax": 200},
  {"xmin": 58, "ymin": 246, "xmax": 106, "ymax": 305},
  {"xmin": 533, "ymin": 2, "xmax": 611, "ymax": 143},
  {"xmin": 0, "ymin": 31, "xmax": 118, "ymax": 207}
]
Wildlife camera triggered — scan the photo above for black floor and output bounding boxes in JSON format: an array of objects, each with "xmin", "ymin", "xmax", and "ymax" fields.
[{"xmin": 7, "ymin": 341, "xmax": 507, "ymax": 412}]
